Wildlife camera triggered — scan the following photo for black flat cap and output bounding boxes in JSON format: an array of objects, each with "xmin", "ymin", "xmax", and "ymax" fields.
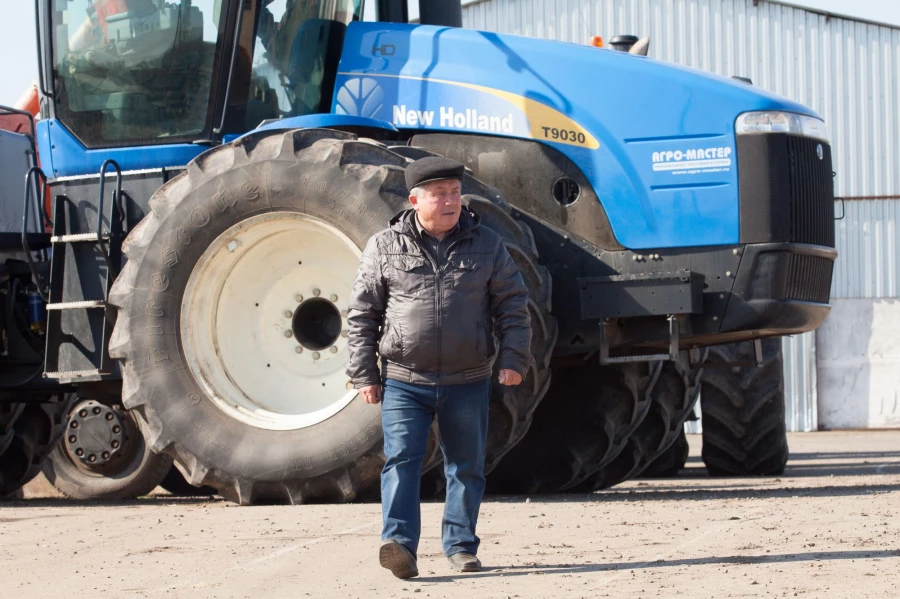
[{"xmin": 404, "ymin": 156, "xmax": 465, "ymax": 191}]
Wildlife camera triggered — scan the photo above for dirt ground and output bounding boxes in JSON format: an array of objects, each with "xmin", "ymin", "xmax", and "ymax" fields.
[{"xmin": 3, "ymin": 431, "xmax": 899, "ymax": 599}]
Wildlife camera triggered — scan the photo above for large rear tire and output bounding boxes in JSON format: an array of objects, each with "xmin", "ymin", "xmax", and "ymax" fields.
[
  {"xmin": 0, "ymin": 396, "xmax": 72, "ymax": 498},
  {"xmin": 700, "ymin": 339, "xmax": 789, "ymax": 476},
  {"xmin": 109, "ymin": 130, "xmax": 554, "ymax": 504},
  {"xmin": 41, "ymin": 401, "xmax": 172, "ymax": 500}
]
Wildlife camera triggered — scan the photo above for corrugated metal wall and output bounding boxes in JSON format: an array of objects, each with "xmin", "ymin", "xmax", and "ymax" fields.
[
  {"xmin": 462, "ymin": 0, "xmax": 900, "ymax": 201},
  {"xmin": 463, "ymin": 0, "xmax": 900, "ymax": 431},
  {"xmin": 833, "ymin": 199, "xmax": 900, "ymax": 299}
]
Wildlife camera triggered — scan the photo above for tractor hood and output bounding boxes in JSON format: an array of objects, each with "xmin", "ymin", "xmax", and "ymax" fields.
[{"xmin": 333, "ymin": 22, "xmax": 821, "ymax": 249}]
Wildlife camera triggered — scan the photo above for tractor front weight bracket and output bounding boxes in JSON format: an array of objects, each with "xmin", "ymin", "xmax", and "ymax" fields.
[{"xmin": 599, "ymin": 315, "xmax": 680, "ymax": 365}]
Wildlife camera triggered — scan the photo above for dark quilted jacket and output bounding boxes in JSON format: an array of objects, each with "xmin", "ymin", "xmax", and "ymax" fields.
[{"xmin": 346, "ymin": 207, "xmax": 532, "ymax": 387}]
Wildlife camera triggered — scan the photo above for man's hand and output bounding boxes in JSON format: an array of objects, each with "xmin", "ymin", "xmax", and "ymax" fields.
[
  {"xmin": 359, "ymin": 384, "xmax": 382, "ymax": 404},
  {"xmin": 498, "ymin": 369, "xmax": 523, "ymax": 386}
]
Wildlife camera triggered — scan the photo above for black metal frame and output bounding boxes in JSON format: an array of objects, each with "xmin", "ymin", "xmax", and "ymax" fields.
[
  {"xmin": 599, "ymin": 315, "xmax": 682, "ymax": 365},
  {"xmin": 2, "ymin": 104, "xmax": 51, "ymax": 288},
  {"xmin": 44, "ymin": 160, "xmax": 127, "ymax": 380},
  {"xmin": 377, "ymin": 0, "xmax": 462, "ymax": 25},
  {"xmin": 376, "ymin": 0, "xmax": 409, "ymax": 22},
  {"xmin": 213, "ymin": 0, "xmax": 247, "ymax": 136},
  {"xmin": 34, "ymin": 0, "xmax": 54, "ymax": 101}
]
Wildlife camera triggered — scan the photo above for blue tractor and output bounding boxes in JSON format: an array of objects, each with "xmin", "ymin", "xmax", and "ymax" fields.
[{"xmin": 0, "ymin": 0, "xmax": 835, "ymax": 502}]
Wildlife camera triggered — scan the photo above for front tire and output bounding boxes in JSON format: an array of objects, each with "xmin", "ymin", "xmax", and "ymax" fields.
[
  {"xmin": 577, "ymin": 353, "xmax": 701, "ymax": 491},
  {"xmin": 486, "ymin": 359, "xmax": 651, "ymax": 494},
  {"xmin": 640, "ymin": 428, "xmax": 690, "ymax": 478},
  {"xmin": 700, "ymin": 339, "xmax": 789, "ymax": 476}
]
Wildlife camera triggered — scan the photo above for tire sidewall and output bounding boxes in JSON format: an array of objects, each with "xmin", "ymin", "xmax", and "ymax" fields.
[{"xmin": 124, "ymin": 149, "xmax": 404, "ymax": 483}]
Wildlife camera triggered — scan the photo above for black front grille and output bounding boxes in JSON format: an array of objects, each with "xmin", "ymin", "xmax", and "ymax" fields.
[
  {"xmin": 784, "ymin": 254, "xmax": 833, "ymax": 304},
  {"xmin": 787, "ymin": 136, "xmax": 835, "ymax": 247},
  {"xmin": 737, "ymin": 133, "xmax": 835, "ymax": 247}
]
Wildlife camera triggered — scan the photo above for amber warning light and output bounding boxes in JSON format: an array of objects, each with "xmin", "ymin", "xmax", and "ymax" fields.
[{"xmin": 589, "ymin": 36, "xmax": 604, "ymax": 48}]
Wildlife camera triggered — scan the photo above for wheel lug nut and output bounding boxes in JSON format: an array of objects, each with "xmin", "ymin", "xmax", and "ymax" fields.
[
  {"xmin": 284, "ymin": 330, "xmax": 293, "ymax": 338},
  {"xmin": 312, "ymin": 288, "xmax": 321, "ymax": 297},
  {"xmin": 70, "ymin": 421, "xmax": 78, "ymax": 428},
  {"xmin": 346, "ymin": 381, "xmax": 354, "ymax": 390},
  {"xmin": 105, "ymin": 412, "xmax": 114, "ymax": 421},
  {"xmin": 76, "ymin": 448, "xmax": 84, "ymax": 457},
  {"xmin": 312, "ymin": 352, "xmax": 320, "ymax": 360},
  {"xmin": 295, "ymin": 346, "xmax": 303, "ymax": 354},
  {"xmin": 329, "ymin": 346, "xmax": 338, "ymax": 354},
  {"xmin": 284, "ymin": 311, "xmax": 293, "ymax": 318},
  {"xmin": 88, "ymin": 454, "xmax": 97, "ymax": 463},
  {"xmin": 68, "ymin": 435, "xmax": 77, "ymax": 443},
  {"xmin": 112, "ymin": 425, "xmax": 121, "ymax": 434},
  {"xmin": 341, "ymin": 330, "xmax": 349, "ymax": 338},
  {"xmin": 340, "ymin": 310, "xmax": 348, "ymax": 318},
  {"xmin": 329, "ymin": 294, "xmax": 338, "ymax": 302},
  {"xmin": 295, "ymin": 294, "xmax": 303, "ymax": 302},
  {"xmin": 111, "ymin": 440, "xmax": 120, "ymax": 449},
  {"xmin": 79, "ymin": 410, "xmax": 88, "ymax": 418},
  {"xmin": 93, "ymin": 407, "xmax": 101, "ymax": 415},
  {"xmin": 102, "ymin": 451, "xmax": 110, "ymax": 460}
]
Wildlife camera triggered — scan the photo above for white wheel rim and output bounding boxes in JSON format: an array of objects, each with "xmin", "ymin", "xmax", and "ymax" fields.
[{"xmin": 182, "ymin": 212, "xmax": 362, "ymax": 431}]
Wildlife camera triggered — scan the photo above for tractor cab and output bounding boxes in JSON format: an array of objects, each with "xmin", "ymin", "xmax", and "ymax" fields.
[{"xmin": 45, "ymin": 0, "xmax": 362, "ymax": 148}]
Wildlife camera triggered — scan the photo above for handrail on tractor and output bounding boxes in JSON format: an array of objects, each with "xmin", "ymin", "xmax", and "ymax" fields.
[
  {"xmin": 22, "ymin": 166, "xmax": 51, "ymax": 303},
  {"xmin": 96, "ymin": 159, "xmax": 124, "ymax": 285}
]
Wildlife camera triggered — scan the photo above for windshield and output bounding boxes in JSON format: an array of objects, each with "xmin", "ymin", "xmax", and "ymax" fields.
[
  {"xmin": 50, "ymin": 0, "xmax": 228, "ymax": 148},
  {"xmin": 49, "ymin": 0, "xmax": 366, "ymax": 147},
  {"xmin": 222, "ymin": 0, "xmax": 364, "ymax": 133}
]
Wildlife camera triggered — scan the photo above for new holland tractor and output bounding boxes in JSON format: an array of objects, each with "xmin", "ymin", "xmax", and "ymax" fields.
[{"xmin": 0, "ymin": 0, "xmax": 835, "ymax": 502}]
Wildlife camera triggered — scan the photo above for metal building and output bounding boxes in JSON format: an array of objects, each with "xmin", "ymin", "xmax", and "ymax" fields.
[{"xmin": 462, "ymin": 0, "xmax": 900, "ymax": 430}]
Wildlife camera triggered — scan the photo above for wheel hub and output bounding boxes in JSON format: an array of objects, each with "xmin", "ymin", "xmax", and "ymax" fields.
[
  {"xmin": 182, "ymin": 212, "xmax": 363, "ymax": 431},
  {"xmin": 65, "ymin": 400, "xmax": 126, "ymax": 467},
  {"xmin": 292, "ymin": 296, "xmax": 342, "ymax": 351}
]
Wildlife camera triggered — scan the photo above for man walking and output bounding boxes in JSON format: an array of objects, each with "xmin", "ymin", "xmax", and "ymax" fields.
[{"xmin": 346, "ymin": 156, "xmax": 532, "ymax": 579}]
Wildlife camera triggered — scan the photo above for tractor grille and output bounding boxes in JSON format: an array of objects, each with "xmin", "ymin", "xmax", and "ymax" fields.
[
  {"xmin": 737, "ymin": 133, "xmax": 836, "ymax": 247},
  {"xmin": 787, "ymin": 136, "xmax": 835, "ymax": 247},
  {"xmin": 784, "ymin": 254, "xmax": 833, "ymax": 304}
]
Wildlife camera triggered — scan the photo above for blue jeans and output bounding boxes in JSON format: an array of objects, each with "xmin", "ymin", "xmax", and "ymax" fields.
[{"xmin": 380, "ymin": 378, "xmax": 491, "ymax": 558}]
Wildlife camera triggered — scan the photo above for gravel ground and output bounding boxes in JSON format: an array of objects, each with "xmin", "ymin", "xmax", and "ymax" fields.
[{"xmin": 3, "ymin": 431, "xmax": 899, "ymax": 599}]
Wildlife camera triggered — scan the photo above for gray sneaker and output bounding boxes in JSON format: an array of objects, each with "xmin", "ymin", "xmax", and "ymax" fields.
[
  {"xmin": 447, "ymin": 552, "xmax": 482, "ymax": 572},
  {"xmin": 379, "ymin": 540, "xmax": 418, "ymax": 579}
]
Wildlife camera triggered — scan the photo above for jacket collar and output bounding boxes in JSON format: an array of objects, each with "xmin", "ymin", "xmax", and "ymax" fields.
[{"xmin": 390, "ymin": 207, "xmax": 480, "ymax": 241}]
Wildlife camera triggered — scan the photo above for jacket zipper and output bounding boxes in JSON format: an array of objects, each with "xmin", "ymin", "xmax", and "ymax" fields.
[
  {"xmin": 436, "ymin": 237, "xmax": 468, "ymax": 377},
  {"xmin": 408, "ymin": 226, "xmax": 471, "ymax": 379},
  {"xmin": 436, "ymin": 250, "xmax": 442, "ymax": 378}
]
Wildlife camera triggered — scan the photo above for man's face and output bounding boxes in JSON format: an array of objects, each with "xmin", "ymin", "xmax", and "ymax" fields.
[{"xmin": 409, "ymin": 179, "xmax": 462, "ymax": 236}]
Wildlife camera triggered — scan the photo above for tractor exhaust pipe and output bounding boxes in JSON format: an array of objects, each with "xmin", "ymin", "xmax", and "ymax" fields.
[{"xmin": 419, "ymin": 0, "xmax": 462, "ymax": 27}]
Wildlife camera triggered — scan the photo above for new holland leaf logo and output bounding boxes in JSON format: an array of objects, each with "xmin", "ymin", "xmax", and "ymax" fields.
[{"xmin": 335, "ymin": 77, "xmax": 384, "ymax": 118}]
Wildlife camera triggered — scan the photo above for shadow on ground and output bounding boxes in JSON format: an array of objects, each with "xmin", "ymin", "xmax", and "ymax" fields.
[{"xmin": 413, "ymin": 548, "xmax": 900, "ymax": 582}]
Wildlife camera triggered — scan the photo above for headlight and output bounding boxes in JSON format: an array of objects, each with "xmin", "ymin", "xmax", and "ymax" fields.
[{"xmin": 735, "ymin": 111, "xmax": 829, "ymax": 142}]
